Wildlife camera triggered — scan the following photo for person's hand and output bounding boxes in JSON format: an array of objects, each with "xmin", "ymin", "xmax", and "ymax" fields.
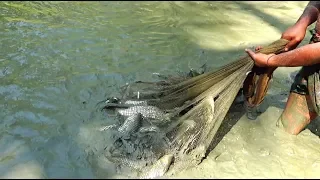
[
  {"xmin": 281, "ymin": 24, "xmax": 307, "ymax": 51},
  {"xmin": 245, "ymin": 48, "xmax": 275, "ymax": 67}
]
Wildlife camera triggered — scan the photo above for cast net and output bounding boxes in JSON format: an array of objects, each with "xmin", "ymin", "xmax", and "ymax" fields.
[{"xmin": 101, "ymin": 39, "xmax": 288, "ymax": 178}]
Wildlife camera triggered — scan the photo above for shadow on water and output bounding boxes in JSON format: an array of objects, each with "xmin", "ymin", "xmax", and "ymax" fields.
[{"xmin": 1, "ymin": 1, "xmax": 316, "ymax": 178}]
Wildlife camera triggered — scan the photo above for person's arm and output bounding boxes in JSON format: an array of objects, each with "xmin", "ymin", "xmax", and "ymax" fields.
[
  {"xmin": 295, "ymin": 1, "xmax": 320, "ymax": 29},
  {"xmin": 281, "ymin": 1, "xmax": 320, "ymax": 51},
  {"xmin": 269, "ymin": 1, "xmax": 320, "ymax": 67},
  {"xmin": 267, "ymin": 42, "xmax": 320, "ymax": 67},
  {"xmin": 246, "ymin": 2, "xmax": 320, "ymax": 67}
]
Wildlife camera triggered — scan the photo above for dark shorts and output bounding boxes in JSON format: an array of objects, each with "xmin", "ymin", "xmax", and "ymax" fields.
[
  {"xmin": 290, "ymin": 29, "xmax": 320, "ymax": 95},
  {"xmin": 290, "ymin": 66, "xmax": 320, "ymax": 95},
  {"xmin": 290, "ymin": 68, "xmax": 308, "ymax": 95}
]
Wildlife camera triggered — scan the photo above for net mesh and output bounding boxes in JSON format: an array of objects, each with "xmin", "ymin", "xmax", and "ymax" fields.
[{"xmin": 102, "ymin": 39, "xmax": 289, "ymax": 177}]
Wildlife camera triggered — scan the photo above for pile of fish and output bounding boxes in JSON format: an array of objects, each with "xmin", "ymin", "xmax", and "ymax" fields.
[
  {"xmin": 98, "ymin": 68, "xmax": 207, "ymax": 178},
  {"xmin": 100, "ymin": 95, "xmax": 175, "ymax": 178}
]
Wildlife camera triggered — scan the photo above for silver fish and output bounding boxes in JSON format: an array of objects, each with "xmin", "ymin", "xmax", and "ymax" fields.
[
  {"xmin": 116, "ymin": 106, "xmax": 167, "ymax": 120},
  {"xmin": 124, "ymin": 100, "xmax": 148, "ymax": 106},
  {"xmin": 118, "ymin": 113, "xmax": 142, "ymax": 135},
  {"xmin": 139, "ymin": 154, "xmax": 174, "ymax": 179},
  {"xmin": 138, "ymin": 126, "xmax": 160, "ymax": 133},
  {"xmin": 98, "ymin": 124, "xmax": 118, "ymax": 131}
]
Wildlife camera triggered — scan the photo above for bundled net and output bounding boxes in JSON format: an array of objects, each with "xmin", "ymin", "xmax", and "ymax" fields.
[{"xmin": 101, "ymin": 39, "xmax": 289, "ymax": 178}]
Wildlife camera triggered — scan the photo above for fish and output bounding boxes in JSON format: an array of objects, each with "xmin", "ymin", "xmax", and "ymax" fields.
[
  {"xmin": 99, "ymin": 97, "xmax": 147, "ymax": 110},
  {"xmin": 139, "ymin": 154, "xmax": 174, "ymax": 179},
  {"xmin": 98, "ymin": 124, "xmax": 118, "ymax": 131},
  {"xmin": 118, "ymin": 113, "xmax": 142, "ymax": 135},
  {"xmin": 116, "ymin": 106, "xmax": 167, "ymax": 121},
  {"xmin": 138, "ymin": 126, "xmax": 160, "ymax": 133},
  {"xmin": 99, "ymin": 96, "xmax": 169, "ymax": 125},
  {"xmin": 124, "ymin": 100, "xmax": 148, "ymax": 106}
]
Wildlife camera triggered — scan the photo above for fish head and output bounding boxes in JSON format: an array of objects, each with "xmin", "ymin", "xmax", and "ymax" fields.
[
  {"xmin": 106, "ymin": 97, "xmax": 121, "ymax": 104},
  {"xmin": 135, "ymin": 112, "xmax": 143, "ymax": 120}
]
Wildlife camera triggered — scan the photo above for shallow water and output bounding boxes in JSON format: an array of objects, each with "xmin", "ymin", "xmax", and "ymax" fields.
[{"xmin": 1, "ymin": 1, "xmax": 318, "ymax": 179}]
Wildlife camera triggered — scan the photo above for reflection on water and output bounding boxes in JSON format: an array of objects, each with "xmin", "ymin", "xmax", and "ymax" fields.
[{"xmin": 0, "ymin": 1, "xmax": 312, "ymax": 178}]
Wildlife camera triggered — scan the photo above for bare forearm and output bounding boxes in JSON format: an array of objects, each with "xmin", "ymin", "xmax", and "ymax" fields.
[
  {"xmin": 295, "ymin": 1, "xmax": 320, "ymax": 28},
  {"xmin": 309, "ymin": 1, "xmax": 320, "ymax": 10},
  {"xmin": 268, "ymin": 42, "xmax": 320, "ymax": 67}
]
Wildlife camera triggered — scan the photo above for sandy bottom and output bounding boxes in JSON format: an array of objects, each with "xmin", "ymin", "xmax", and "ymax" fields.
[
  {"xmin": 171, "ymin": 2, "xmax": 320, "ymax": 179},
  {"xmin": 172, "ymin": 100, "xmax": 320, "ymax": 178}
]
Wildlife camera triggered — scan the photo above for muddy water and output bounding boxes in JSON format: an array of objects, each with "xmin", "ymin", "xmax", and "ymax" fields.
[{"xmin": 1, "ymin": 1, "xmax": 318, "ymax": 179}]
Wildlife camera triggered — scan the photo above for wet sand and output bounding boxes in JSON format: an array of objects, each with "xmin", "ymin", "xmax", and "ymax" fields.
[
  {"xmin": 171, "ymin": 1, "xmax": 320, "ymax": 178},
  {"xmin": 172, "ymin": 104, "xmax": 320, "ymax": 178}
]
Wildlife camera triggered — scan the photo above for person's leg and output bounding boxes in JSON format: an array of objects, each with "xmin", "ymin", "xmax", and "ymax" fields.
[
  {"xmin": 277, "ymin": 68, "xmax": 318, "ymax": 135},
  {"xmin": 277, "ymin": 93, "xmax": 318, "ymax": 135}
]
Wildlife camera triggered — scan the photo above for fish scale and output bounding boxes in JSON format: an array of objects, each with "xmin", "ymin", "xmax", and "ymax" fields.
[
  {"xmin": 123, "ymin": 100, "xmax": 148, "ymax": 106},
  {"xmin": 138, "ymin": 126, "xmax": 160, "ymax": 133},
  {"xmin": 118, "ymin": 113, "xmax": 142, "ymax": 135},
  {"xmin": 116, "ymin": 105, "xmax": 167, "ymax": 120}
]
